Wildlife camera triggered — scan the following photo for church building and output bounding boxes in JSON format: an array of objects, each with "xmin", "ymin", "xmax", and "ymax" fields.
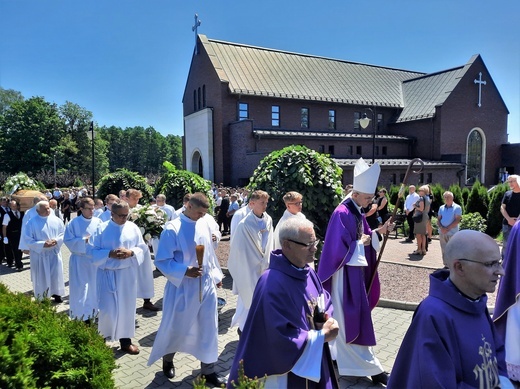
[{"xmin": 183, "ymin": 33, "xmax": 512, "ymax": 188}]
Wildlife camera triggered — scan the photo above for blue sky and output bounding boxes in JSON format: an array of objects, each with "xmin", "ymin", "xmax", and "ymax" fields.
[{"xmin": 1, "ymin": 0, "xmax": 519, "ymax": 143}]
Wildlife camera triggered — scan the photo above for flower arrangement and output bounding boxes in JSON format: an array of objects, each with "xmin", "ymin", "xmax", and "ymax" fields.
[
  {"xmin": 4, "ymin": 172, "xmax": 39, "ymax": 194},
  {"xmin": 128, "ymin": 205, "xmax": 167, "ymax": 242}
]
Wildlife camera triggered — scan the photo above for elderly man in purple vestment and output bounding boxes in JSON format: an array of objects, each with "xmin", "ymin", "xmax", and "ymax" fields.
[
  {"xmin": 317, "ymin": 157, "xmax": 392, "ymax": 386},
  {"xmin": 228, "ymin": 217, "xmax": 339, "ymax": 388},
  {"xmin": 494, "ymin": 220, "xmax": 520, "ymax": 384},
  {"xmin": 389, "ymin": 230, "xmax": 513, "ymax": 388}
]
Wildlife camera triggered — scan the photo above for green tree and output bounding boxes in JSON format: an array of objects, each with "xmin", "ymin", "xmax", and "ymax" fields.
[
  {"xmin": 247, "ymin": 145, "xmax": 344, "ymax": 238},
  {"xmin": 0, "ymin": 87, "xmax": 24, "ymax": 115},
  {"xmin": 165, "ymin": 134, "xmax": 183, "ymax": 169},
  {"xmin": 0, "ymin": 97, "xmax": 65, "ymax": 174}
]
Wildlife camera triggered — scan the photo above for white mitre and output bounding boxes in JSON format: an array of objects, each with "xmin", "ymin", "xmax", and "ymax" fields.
[{"xmin": 353, "ymin": 158, "xmax": 380, "ymax": 194}]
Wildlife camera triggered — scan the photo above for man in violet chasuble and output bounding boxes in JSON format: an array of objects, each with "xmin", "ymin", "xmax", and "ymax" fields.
[{"xmin": 229, "ymin": 217, "xmax": 339, "ymax": 388}]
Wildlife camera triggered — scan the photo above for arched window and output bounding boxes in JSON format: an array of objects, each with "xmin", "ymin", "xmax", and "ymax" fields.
[{"xmin": 466, "ymin": 129, "xmax": 485, "ymax": 185}]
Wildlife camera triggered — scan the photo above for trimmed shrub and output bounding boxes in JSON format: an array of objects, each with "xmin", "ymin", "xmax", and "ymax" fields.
[
  {"xmin": 486, "ymin": 184, "xmax": 508, "ymax": 237},
  {"xmin": 465, "ymin": 180, "xmax": 488, "ymax": 218},
  {"xmin": 154, "ymin": 161, "xmax": 214, "ymax": 211},
  {"xmin": 428, "ymin": 183, "xmax": 444, "ymax": 215},
  {"xmin": 0, "ymin": 284, "xmax": 116, "ymax": 388},
  {"xmin": 461, "ymin": 187, "xmax": 471, "ymax": 211},
  {"xmin": 247, "ymin": 145, "xmax": 344, "ymax": 238},
  {"xmin": 459, "ymin": 212, "xmax": 487, "ymax": 233},
  {"xmin": 96, "ymin": 168, "xmax": 153, "ymax": 204}
]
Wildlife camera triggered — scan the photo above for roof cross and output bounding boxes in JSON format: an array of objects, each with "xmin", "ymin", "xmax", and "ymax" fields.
[
  {"xmin": 192, "ymin": 14, "xmax": 201, "ymax": 55},
  {"xmin": 474, "ymin": 72, "xmax": 487, "ymax": 108}
]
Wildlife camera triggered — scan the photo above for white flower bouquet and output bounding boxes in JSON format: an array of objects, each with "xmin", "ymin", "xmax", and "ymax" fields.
[
  {"xmin": 129, "ymin": 205, "xmax": 167, "ymax": 242},
  {"xmin": 4, "ymin": 172, "xmax": 39, "ymax": 194}
]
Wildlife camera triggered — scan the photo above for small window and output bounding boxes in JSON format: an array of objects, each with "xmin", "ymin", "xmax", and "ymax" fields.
[
  {"xmin": 375, "ymin": 146, "xmax": 379, "ymax": 156},
  {"xmin": 193, "ymin": 90, "xmax": 197, "ymax": 111},
  {"xmin": 400, "ymin": 173, "xmax": 405, "ymax": 182},
  {"xmin": 202, "ymin": 85, "xmax": 206, "ymax": 108},
  {"xmin": 328, "ymin": 110, "xmax": 336, "ymax": 130},
  {"xmin": 382, "ymin": 146, "xmax": 387, "ymax": 156},
  {"xmin": 348, "ymin": 145, "xmax": 353, "ymax": 155},
  {"xmin": 392, "ymin": 174, "xmax": 397, "ymax": 185},
  {"xmin": 198, "ymin": 87, "xmax": 201, "ymax": 110},
  {"xmin": 301, "ymin": 108, "xmax": 309, "ymax": 129},
  {"xmin": 272, "ymin": 106, "xmax": 280, "ymax": 127},
  {"xmin": 239, "ymin": 103, "xmax": 249, "ymax": 120},
  {"xmin": 427, "ymin": 173, "xmax": 433, "ymax": 184},
  {"xmin": 328, "ymin": 145, "xmax": 335, "ymax": 155},
  {"xmin": 356, "ymin": 146, "xmax": 362, "ymax": 155},
  {"xmin": 419, "ymin": 173, "xmax": 424, "ymax": 183},
  {"xmin": 377, "ymin": 113, "xmax": 383, "ymax": 130},
  {"xmin": 354, "ymin": 112, "xmax": 361, "ymax": 130},
  {"xmin": 318, "ymin": 145, "xmax": 325, "ymax": 153}
]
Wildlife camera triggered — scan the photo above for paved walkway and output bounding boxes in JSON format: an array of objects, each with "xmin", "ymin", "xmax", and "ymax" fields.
[{"xmin": 0, "ymin": 236, "xmax": 466, "ymax": 388}]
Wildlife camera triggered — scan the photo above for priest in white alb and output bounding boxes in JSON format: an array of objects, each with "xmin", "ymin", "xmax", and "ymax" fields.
[
  {"xmin": 87, "ymin": 200, "xmax": 147, "ymax": 355},
  {"xmin": 147, "ymin": 193, "xmax": 227, "ymax": 387},
  {"xmin": 64, "ymin": 197, "xmax": 102, "ymax": 321},
  {"xmin": 24, "ymin": 200, "xmax": 65, "ymax": 302}
]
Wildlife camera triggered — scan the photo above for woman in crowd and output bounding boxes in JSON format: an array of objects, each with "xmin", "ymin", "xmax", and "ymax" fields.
[
  {"xmin": 412, "ymin": 185, "xmax": 431, "ymax": 255},
  {"xmin": 377, "ymin": 188, "xmax": 389, "ymax": 224}
]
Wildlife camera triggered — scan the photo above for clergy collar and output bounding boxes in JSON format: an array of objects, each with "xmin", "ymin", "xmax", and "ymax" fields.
[{"xmin": 447, "ymin": 278, "xmax": 482, "ymax": 302}]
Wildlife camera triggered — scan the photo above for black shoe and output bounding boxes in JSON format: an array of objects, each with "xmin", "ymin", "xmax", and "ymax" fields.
[
  {"xmin": 404, "ymin": 238, "xmax": 413, "ymax": 243},
  {"xmin": 371, "ymin": 372, "xmax": 389, "ymax": 386},
  {"xmin": 52, "ymin": 295, "xmax": 63, "ymax": 303},
  {"xmin": 202, "ymin": 372, "xmax": 227, "ymax": 387},
  {"xmin": 16, "ymin": 267, "xmax": 23, "ymax": 272},
  {"xmin": 162, "ymin": 360, "xmax": 175, "ymax": 379},
  {"xmin": 428, "ymin": 237, "xmax": 432, "ymax": 243}
]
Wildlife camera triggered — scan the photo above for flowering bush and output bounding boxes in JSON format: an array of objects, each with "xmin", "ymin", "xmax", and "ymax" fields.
[
  {"xmin": 4, "ymin": 172, "xmax": 39, "ymax": 194},
  {"xmin": 128, "ymin": 205, "xmax": 166, "ymax": 242}
]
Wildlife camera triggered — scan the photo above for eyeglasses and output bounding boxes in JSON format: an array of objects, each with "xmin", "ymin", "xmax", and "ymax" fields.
[
  {"xmin": 287, "ymin": 239, "xmax": 320, "ymax": 249},
  {"xmin": 112, "ymin": 213, "xmax": 129, "ymax": 219},
  {"xmin": 458, "ymin": 258, "xmax": 503, "ymax": 268}
]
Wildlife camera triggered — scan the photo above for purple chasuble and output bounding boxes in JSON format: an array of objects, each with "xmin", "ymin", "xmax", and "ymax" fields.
[
  {"xmin": 317, "ymin": 198, "xmax": 380, "ymax": 345},
  {"xmin": 388, "ymin": 270, "xmax": 507, "ymax": 388},
  {"xmin": 494, "ymin": 220, "xmax": 520, "ymax": 337},
  {"xmin": 228, "ymin": 249, "xmax": 335, "ymax": 388}
]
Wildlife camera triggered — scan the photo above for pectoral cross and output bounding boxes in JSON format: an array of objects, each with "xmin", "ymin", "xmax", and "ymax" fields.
[
  {"xmin": 192, "ymin": 14, "xmax": 201, "ymax": 55},
  {"xmin": 474, "ymin": 72, "xmax": 486, "ymax": 108}
]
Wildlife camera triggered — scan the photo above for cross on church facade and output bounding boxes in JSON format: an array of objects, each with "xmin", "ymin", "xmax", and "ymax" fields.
[
  {"xmin": 474, "ymin": 72, "xmax": 486, "ymax": 107},
  {"xmin": 192, "ymin": 14, "xmax": 201, "ymax": 55}
]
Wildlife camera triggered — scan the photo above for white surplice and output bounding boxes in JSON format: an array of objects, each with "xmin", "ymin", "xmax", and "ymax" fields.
[
  {"xmin": 64, "ymin": 215, "xmax": 103, "ymax": 320},
  {"xmin": 272, "ymin": 209, "xmax": 307, "ymax": 249},
  {"xmin": 227, "ymin": 210, "xmax": 274, "ymax": 330},
  {"xmin": 147, "ymin": 214, "xmax": 223, "ymax": 365},
  {"xmin": 24, "ymin": 214, "xmax": 65, "ymax": 299},
  {"xmin": 88, "ymin": 220, "xmax": 145, "ymax": 341},
  {"xmin": 129, "ymin": 205, "xmax": 155, "ymax": 299},
  {"xmin": 18, "ymin": 206, "xmax": 38, "ymax": 251}
]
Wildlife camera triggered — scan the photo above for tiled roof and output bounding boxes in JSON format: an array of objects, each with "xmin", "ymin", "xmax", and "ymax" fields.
[
  {"xmin": 396, "ymin": 67, "xmax": 466, "ymax": 123},
  {"xmin": 201, "ymin": 35, "xmax": 424, "ymax": 108},
  {"xmin": 253, "ymin": 129, "xmax": 412, "ymax": 141}
]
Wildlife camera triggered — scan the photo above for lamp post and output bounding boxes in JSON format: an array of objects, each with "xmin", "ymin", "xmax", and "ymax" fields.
[
  {"xmin": 359, "ymin": 108, "xmax": 376, "ymax": 164},
  {"xmin": 53, "ymin": 152, "xmax": 57, "ymax": 188},
  {"xmin": 86, "ymin": 121, "xmax": 95, "ymax": 196}
]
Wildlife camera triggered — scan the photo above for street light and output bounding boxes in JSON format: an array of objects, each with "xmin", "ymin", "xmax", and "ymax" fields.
[
  {"xmin": 53, "ymin": 152, "xmax": 57, "ymax": 188},
  {"xmin": 359, "ymin": 108, "xmax": 376, "ymax": 164},
  {"xmin": 86, "ymin": 121, "xmax": 95, "ymax": 196}
]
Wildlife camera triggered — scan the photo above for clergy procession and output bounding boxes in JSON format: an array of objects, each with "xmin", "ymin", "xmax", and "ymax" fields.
[{"xmin": 1, "ymin": 165, "xmax": 519, "ymax": 388}]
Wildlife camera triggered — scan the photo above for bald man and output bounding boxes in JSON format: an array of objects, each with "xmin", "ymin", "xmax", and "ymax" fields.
[{"xmin": 388, "ymin": 230, "xmax": 512, "ymax": 388}]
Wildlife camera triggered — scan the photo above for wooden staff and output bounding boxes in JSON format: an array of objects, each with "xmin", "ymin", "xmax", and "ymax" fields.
[
  {"xmin": 367, "ymin": 158, "xmax": 424, "ymax": 294},
  {"xmin": 195, "ymin": 244, "xmax": 204, "ymax": 302}
]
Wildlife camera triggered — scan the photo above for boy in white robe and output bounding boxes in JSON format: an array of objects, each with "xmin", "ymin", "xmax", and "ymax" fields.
[
  {"xmin": 24, "ymin": 200, "xmax": 65, "ymax": 302},
  {"xmin": 88, "ymin": 200, "xmax": 146, "ymax": 355},
  {"xmin": 228, "ymin": 190, "xmax": 275, "ymax": 333},
  {"xmin": 147, "ymin": 193, "xmax": 227, "ymax": 387},
  {"xmin": 64, "ymin": 197, "xmax": 102, "ymax": 321}
]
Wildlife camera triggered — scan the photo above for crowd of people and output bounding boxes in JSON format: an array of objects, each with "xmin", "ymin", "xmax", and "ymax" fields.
[{"xmin": 0, "ymin": 169, "xmax": 519, "ymax": 388}]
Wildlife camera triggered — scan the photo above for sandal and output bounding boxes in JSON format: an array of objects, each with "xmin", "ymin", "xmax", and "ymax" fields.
[
  {"xmin": 412, "ymin": 250, "xmax": 423, "ymax": 255},
  {"xmin": 422, "ymin": 250, "xmax": 427, "ymax": 255}
]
